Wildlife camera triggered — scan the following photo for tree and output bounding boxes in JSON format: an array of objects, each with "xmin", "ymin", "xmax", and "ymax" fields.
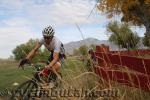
[
  {"xmin": 97, "ymin": 0, "xmax": 150, "ymax": 47},
  {"xmin": 89, "ymin": 44, "xmax": 96, "ymax": 51},
  {"xmin": 143, "ymin": 32, "xmax": 150, "ymax": 47},
  {"xmin": 73, "ymin": 49, "xmax": 80, "ymax": 56},
  {"xmin": 107, "ymin": 21, "xmax": 140, "ymax": 49},
  {"xmin": 13, "ymin": 44, "xmax": 30, "ymax": 61},
  {"xmin": 79, "ymin": 45, "xmax": 88, "ymax": 56},
  {"xmin": 12, "ymin": 39, "xmax": 49, "ymax": 62},
  {"xmin": 39, "ymin": 48, "xmax": 50, "ymax": 62}
]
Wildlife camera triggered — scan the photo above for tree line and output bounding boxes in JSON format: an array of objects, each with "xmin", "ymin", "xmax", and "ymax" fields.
[
  {"xmin": 97, "ymin": 0, "xmax": 150, "ymax": 47},
  {"xmin": 12, "ymin": 39, "xmax": 50, "ymax": 62},
  {"xmin": 12, "ymin": 0, "xmax": 150, "ymax": 61}
]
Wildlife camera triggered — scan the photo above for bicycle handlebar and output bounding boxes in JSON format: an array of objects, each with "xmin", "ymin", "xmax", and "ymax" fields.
[
  {"xmin": 19, "ymin": 63, "xmax": 54, "ymax": 77},
  {"xmin": 18, "ymin": 62, "xmax": 44, "ymax": 71}
]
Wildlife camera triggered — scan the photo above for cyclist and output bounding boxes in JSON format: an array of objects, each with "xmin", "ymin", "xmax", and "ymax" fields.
[{"xmin": 19, "ymin": 26, "xmax": 66, "ymax": 80}]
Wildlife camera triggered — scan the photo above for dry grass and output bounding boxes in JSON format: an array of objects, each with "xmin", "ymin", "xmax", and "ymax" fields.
[
  {"xmin": 0, "ymin": 57, "xmax": 150, "ymax": 100},
  {"xmin": 56, "ymin": 57, "xmax": 150, "ymax": 100}
]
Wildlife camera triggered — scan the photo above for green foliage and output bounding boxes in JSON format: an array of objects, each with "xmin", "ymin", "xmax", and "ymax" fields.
[
  {"xmin": 79, "ymin": 45, "xmax": 88, "ymax": 56},
  {"xmin": 37, "ymin": 48, "xmax": 50, "ymax": 62},
  {"xmin": 143, "ymin": 33, "xmax": 150, "ymax": 48},
  {"xmin": 12, "ymin": 39, "xmax": 49, "ymax": 62},
  {"xmin": 12, "ymin": 44, "xmax": 26, "ymax": 61},
  {"xmin": 73, "ymin": 49, "xmax": 80, "ymax": 56},
  {"xmin": 89, "ymin": 44, "xmax": 96, "ymax": 51},
  {"xmin": 12, "ymin": 39, "xmax": 36, "ymax": 61},
  {"xmin": 73, "ymin": 44, "xmax": 96, "ymax": 56},
  {"xmin": 1, "ymin": 58, "xmax": 150, "ymax": 99},
  {"xmin": 97, "ymin": 0, "xmax": 150, "ymax": 46},
  {"xmin": 107, "ymin": 21, "xmax": 140, "ymax": 49}
]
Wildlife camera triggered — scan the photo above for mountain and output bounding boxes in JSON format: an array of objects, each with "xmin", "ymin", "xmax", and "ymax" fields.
[{"xmin": 64, "ymin": 38, "xmax": 119, "ymax": 54}]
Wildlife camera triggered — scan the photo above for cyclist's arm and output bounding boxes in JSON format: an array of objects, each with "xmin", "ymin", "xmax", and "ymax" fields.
[
  {"xmin": 48, "ymin": 39, "xmax": 61, "ymax": 67},
  {"xmin": 49, "ymin": 52, "xmax": 59, "ymax": 67},
  {"xmin": 26, "ymin": 42, "xmax": 41, "ymax": 60}
]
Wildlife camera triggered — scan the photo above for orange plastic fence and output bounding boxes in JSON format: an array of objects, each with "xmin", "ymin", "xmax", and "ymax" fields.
[
  {"xmin": 94, "ymin": 45, "xmax": 150, "ymax": 91},
  {"xmin": 95, "ymin": 52, "xmax": 150, "ymax": 75},
  {"xmin": 94, "ymin": 66, "xmax": 150, "ymax": 91},
  {"xmin": 110, "ymin": 49, "xmax": 150, "ymax": 56},
  {"xmin": 96, "ymin": 44, "xmax": 150, "ymax": 56}
]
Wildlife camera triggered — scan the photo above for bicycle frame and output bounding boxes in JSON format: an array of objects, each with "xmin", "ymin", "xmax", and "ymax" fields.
[
  {"xmin": 28, "ymin": 63, "xmax": 57, "ymax": 84},
  {"xmin": 11, "ymin": 63, "xmax": 62, "ymax": 100}
]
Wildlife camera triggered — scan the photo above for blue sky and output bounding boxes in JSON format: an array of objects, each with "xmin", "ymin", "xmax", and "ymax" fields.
[{"xmin": 0, "ymin": 0, "xmax": 146, "ymax": 58}]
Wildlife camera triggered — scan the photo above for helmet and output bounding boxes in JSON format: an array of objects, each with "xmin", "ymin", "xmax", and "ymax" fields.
[{"xmin": 42, "ymin": 26, "xmax": 55, "ymax": 37}]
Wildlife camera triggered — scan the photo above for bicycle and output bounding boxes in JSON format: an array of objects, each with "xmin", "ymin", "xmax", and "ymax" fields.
[{"xmin": 10, "ymin": 63, "xmax": 62, "ymax": 100}]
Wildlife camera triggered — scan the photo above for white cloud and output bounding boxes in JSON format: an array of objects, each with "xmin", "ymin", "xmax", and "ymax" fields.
[
  {"xmin": 0, "ymin": 0, "xmax": 24, "ymax": 13},
  {"xmin": 84, "ymin": 27, "xmax": 108, "ymax": 40},
  {"xmin": 0, "ymin": 0, "xmax": 108, "ymax": 26},
  {"xmin": 2, "ymin": 17, "xmax": 32, "ymax": 27},
  {"xmin": 0, "ymin": 0, "xmax": 106, "ymax": 26},
  {"xmin": 131, "ymin": 26, "xmax": 146, "ymax": 37},
  {"xmin": 0, "ymin": 26, "xmax": 40, "ymax": 58},
  {"xmin": 0, "ymin": 0, "xmax": 110, "ymax": 58},
  {"xmin": 24, "ymin": 0, "xmax": 100, "ymax": 26}
]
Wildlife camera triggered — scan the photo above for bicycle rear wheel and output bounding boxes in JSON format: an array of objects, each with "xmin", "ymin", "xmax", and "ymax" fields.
[{"xmin": 11, "ymin": 80, "xmax": 38, "ymax": 100}]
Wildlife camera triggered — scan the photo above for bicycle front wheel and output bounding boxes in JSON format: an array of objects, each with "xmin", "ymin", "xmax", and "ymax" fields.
[{"xmin": 11, "ymin": 80, "xmax": 38, "ymax": 100}]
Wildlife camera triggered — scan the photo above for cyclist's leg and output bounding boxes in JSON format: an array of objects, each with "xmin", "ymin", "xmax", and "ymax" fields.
[
  {"xmin": 47, "ymin": 61, "xmax": 61, "ymax": 81},
  {"xmin": 47, "ymin": 52, "xmax": 61, "ymax": 72},
  {"xmin": 51, "ymin": 62, "xmax": 61, "ymax": 72},
  {"xmin": 47, "ymin": 52, "xmax": 62, "ymax": 80},
  {"xmin": 51, "ymin": 62, "xmax": 61, "ymax": 77}
]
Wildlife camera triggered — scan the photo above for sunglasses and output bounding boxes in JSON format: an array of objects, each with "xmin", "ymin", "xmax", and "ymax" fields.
[{"xmin": 44, "ymin": 36, "xmax": 53, "ymax": 40}]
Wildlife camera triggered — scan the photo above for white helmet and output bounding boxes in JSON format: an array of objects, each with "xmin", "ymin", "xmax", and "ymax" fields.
[{"xmin": 42, "ymin": 26, "xmax": 55, "ymax": 37}]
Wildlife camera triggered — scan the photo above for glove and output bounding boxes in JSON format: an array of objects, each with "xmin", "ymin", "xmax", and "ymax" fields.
[{"xmin": 19, "ymin": 58, "xmax": 30, "ymax": 68}]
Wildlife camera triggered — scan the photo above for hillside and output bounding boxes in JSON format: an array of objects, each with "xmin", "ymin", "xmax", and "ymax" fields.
[
  {"xmin": 64, "ymin": 37, "xmax": 147, "ymax": 54},
  {"xmin": 64, "ymin": 38, "xmax": 119, "ymax": 54}
]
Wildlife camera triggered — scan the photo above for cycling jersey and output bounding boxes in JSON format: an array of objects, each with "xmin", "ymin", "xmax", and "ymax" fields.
[
  {"xmin": 39, "ymin": 36, "xmax": 65, "ymax": 64},
  {"xmin": 39, "ymin": 36, "xmax": 65, "ymax": 54}
]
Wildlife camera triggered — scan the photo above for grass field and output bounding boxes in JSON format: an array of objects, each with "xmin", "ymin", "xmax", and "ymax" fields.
[
  {"xmin": 0, "ymin": 62, "xmax": 32, "ymax": 89},
  {"xmin": 0, "ymin": 57, "xmax": 150, "ymax": 100}
]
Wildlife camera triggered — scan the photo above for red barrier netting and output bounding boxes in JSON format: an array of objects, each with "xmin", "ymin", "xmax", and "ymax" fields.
[{"xmin": 92, "ymin": 45, "xmax": 150, "ymax": 91}]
